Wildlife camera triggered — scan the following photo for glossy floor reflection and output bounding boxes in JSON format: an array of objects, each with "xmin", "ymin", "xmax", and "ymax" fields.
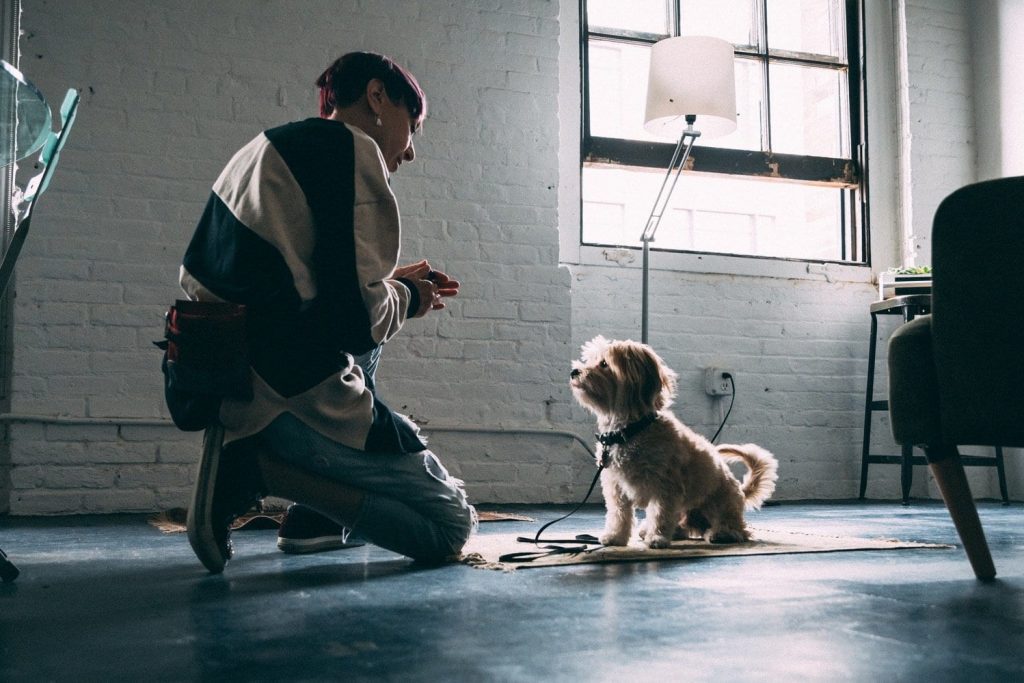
[{"xmin": 2, "ymin": 501, "xmax": 1023, "ymax": 681}]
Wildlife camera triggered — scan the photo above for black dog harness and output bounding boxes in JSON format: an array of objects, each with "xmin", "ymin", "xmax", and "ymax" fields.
[{"xmin": 595, "ymin": 413, "xmax": 658, "ymax": 467}]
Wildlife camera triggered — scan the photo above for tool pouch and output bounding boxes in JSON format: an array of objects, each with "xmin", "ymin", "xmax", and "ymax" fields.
[{"xmin": 155, "ymin": 300, "xmax": 252, "ymax": 431}]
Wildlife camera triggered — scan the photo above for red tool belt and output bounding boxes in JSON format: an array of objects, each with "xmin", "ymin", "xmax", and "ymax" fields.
[{"xmin": 156, "ymin": 300, "xmax": 252, "ymax": 431}]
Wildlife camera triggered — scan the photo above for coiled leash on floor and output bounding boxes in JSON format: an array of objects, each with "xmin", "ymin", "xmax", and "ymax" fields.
[
  {"xmin": 500, "ymin": 379, "xmax": 737, "ymax": 564},
  {"xmin": 497, "ymin": 464, "xmax": 605, "ymax": 563}
]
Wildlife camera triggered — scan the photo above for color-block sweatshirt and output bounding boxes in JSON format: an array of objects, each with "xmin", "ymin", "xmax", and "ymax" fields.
[{"xmin": 179, "ymin": 118, "xmax": 424, "ymax": 452}]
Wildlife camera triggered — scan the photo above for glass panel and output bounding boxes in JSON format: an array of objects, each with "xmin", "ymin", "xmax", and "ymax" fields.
[
  {"xmin": 768, "ymin": 62, "xmax": 849, "ymax": 157},
  {"xmin": 680, "ymin": 0, "xmax": 758, "ymax": 49},
  {"xmin": 587, "ymin": 0, "xmax": 670, "ymax": 35},
  {"xmin": 589, "ymin": 41, "xmax": 762, "ymax": 151},
  {"xmin": 582, "ymin": 165, "xmax": 846, "ymax": 261},
  {"xmin": 766, "ymin": 0, "xmax": 846, "ymax": 59},
  {"xmin": 588, "ymin": 40, "xmax": 652, "ymax": 140},
  {"xmin": 710, "ymin": 57, "xmax": 764, "ymax": 151},
  {"xmin": 0, "ymin": 60, "xmax": 53, "ymax": 167}
]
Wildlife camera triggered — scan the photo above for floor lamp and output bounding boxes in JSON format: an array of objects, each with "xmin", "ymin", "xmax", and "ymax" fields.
[{"xmin": 639, "ymin": 36, "xmax": 737, "ymax": 344}]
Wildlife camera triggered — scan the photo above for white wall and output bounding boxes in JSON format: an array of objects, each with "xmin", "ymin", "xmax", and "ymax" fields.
[
  {"xmin": 970, "ymin": 0, "xmax": 1024, "ymax": 180},
  {"xmin": 897, "ymin": 0, "xmax": 977, "ymax": 266},
  {"xmin": 4, "ymin": 0, "xmax": 1018, "ymax": 513}
]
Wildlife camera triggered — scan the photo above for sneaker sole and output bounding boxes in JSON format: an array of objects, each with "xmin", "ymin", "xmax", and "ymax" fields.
[
  {"xmin": 186, "ymin": 424, "xmax": 228, "ymax": 573},
  {"xmin": 277, "ymin": 537, "xmax": 364, "ymax": 554}
]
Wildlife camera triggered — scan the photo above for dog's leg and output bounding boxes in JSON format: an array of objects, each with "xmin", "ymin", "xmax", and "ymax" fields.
[
  {"xmin": 681, "ymin": 509, "xmax": 710, "ymax": 540},
  {"xmin": 599, "ymin": 472, "xmax": 633, "ymax": 546},
  {"xmin": 642, "ymin": 500, "xmax": 683, "ymax": 549},
  {"xmin": 703, "ymin": 500, "xmax": 750, "ymax": 544},
  {"xmin": 706, "ymin": 527, "xmax": 749, "ymax": 544},
  {"xmin": 639, "ymin": 508, "xmax": 685, "ymax": 541}
]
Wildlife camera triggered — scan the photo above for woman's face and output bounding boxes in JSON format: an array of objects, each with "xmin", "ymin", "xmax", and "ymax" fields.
[{"xmin": 370, "ymin": 92, "xmax": 418, "ymax": 174}]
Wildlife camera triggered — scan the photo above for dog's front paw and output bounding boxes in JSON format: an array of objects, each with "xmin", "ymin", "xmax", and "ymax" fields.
[
  {"xmin": 599, "ymin": 531, "xmax": 630, "ymax": 546},
  {"xmin": 643, "ymin": 534, "xmax": 671, "ymax": 549},
  {"xmin": 706, "ymin": 529, "xmax": 747, "ymax": 544}
]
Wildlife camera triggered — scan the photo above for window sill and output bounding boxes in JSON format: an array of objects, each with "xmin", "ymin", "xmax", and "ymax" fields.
[{"xmin": 565, "ymin": 244, "xmax": 874, "ymax": 284}]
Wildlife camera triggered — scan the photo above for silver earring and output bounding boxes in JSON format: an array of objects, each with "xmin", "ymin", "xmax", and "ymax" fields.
[{"xmin": 375, "ymin": 115, "xmax": 382, "ymax": 127}]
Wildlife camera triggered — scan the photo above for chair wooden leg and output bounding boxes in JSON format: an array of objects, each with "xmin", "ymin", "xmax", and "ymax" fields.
[
  {"xmin": 0, "ymin": 547, "xmax": 18, "ymax": 583},
  {"xmin": 927, "ymin": 446, "xmax": 996, "ymax": 580}
]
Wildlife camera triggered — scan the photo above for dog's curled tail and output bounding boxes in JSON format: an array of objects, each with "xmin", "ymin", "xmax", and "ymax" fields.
[{"xmin": 717, "ymin": 444, "xmax": 779, "ymax": 509}]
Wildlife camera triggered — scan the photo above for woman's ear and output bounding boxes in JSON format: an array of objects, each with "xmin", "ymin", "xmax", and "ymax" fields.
[{"xmin": 365, "ymin": 78, "xmax": 386, "ymax": 114}]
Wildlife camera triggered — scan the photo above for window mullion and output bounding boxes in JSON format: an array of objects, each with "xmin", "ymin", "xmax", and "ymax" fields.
[
  {"xmin": 581, "ymin": 1, "xmax": 591, "ymax": 145},
  {"xmin": 759, "ymin": 0, "xmax": 772, "ymax": 153}
]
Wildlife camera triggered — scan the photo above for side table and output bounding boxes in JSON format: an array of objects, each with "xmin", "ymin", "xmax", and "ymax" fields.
[{"xmin": 858, "ymin": 294, "xmax": 1009, "ymax": 504}]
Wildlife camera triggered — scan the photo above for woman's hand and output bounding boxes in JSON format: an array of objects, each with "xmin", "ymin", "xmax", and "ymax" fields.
[
  {"xmin": 395, "ymin": 260, "xmax": 460, "ymax": 315},
  {"xmin": 425, "ymin": 268, "xmax": 460, "ymax": 307},
  {"xmin": 393, "ymin": 259, "xmax": 430, "ymax": 280},
  {"xmin": 394, "ymin": 260, "xmax": 460, "ymax": 316}
]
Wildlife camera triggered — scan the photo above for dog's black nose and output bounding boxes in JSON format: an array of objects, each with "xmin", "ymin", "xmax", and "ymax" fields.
[{"xmin": 570, "ymin": 368, "xmax": 581, "ymax": 379}]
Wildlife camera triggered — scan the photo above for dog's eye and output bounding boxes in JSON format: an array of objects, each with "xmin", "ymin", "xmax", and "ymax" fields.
[{"xmin": 599, "ymin": 360, "xmax": 608, "ymax": 369}]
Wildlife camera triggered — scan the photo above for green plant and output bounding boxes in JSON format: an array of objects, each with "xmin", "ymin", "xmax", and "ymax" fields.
[{"xmin": 889, "ymin": 266, "xmax": 932, "ymax": 275}]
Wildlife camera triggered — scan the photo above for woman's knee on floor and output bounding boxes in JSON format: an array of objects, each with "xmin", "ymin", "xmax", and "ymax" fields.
[{"xmin": 406, "ymin": 502, "xmax": 478, "ymax": 564}]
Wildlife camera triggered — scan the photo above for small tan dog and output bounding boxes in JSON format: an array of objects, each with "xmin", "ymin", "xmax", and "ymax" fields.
[{"xmin": 570, "ymin": 336, "xmax": 778, "ymax": 548}]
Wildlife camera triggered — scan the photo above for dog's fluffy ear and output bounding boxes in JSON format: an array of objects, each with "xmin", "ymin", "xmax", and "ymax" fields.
[
  {"xmin": 616, "ymin": 342, "xmax": 678, "ymax": 411},
  {"xmin": 643, "ymin": 344, "xmax": 678, "ymax": 410},
  {"xmin": 580, "ymin": 335, "xmax": 609, "ymax": 362},
  {"xmin": 652, "ymin": 350, "xmax": 679, "ymax": 409}
]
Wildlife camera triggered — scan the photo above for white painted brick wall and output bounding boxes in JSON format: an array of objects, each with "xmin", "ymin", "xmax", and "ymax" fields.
[
  {"xmin": 902, "ymin": 0, "xmax": 977, "ymax": 264},
  {"xmin": 4, "ymin": 0, "xmax": 1018, "ymax": 514}
]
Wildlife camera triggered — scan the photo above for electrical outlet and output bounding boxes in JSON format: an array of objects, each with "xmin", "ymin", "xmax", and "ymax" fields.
[{"xmin": 704, "ymin": 367, "xmax": 733, "ymax": 396}]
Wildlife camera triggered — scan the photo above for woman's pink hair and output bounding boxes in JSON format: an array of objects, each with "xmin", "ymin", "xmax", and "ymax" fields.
[{"xmin": 316, "ymin": 52, "xmax": 427, "ymax": 124}]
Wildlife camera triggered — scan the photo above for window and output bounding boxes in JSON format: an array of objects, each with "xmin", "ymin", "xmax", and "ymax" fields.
[{"xmin": 581, "ymin": 0, "xmax": 865, "ymax": 264}]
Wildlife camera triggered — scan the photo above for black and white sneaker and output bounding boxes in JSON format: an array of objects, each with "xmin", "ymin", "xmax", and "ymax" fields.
[
  {"xmin": 277, "ymin": 503, "xmax": 363, "ymax": 554},
  {"xmin": 187, "ymin": 427, "xmax": 266, "ymax": 574}
]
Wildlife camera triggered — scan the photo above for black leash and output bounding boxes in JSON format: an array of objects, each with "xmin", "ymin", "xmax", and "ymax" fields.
[{"xmin": 498, "ymin": 465, "xmax": 605, "ymax": 563}]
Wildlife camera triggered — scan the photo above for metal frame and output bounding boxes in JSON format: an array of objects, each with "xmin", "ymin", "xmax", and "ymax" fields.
[{"xmin": 0, "ymin": 0, "xmax": 18, "ymax": 585}]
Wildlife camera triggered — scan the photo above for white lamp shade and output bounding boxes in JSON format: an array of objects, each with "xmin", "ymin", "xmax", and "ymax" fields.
[{"xmin": 644, "ymin": 35, "xmax": 738, "ymax": 139}]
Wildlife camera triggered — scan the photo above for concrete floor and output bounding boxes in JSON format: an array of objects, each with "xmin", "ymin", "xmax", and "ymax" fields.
[{"xmin": 1, "ymin": 500, "xmax": 1023, "ymax": 682}]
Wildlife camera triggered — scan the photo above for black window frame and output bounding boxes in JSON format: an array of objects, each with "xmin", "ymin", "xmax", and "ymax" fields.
[{"xmin": 580, "ymin": 0, "xmax": 869, "ymax": 265}]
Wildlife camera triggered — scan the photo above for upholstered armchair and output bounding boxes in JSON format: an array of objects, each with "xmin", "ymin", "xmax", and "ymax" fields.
[{"xmin": 888, "ymin": 175, "xmax": 1024, "ymax": 580}]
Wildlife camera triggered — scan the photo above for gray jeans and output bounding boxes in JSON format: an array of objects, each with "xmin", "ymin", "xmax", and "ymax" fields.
[{"xmin": 260, "ymin": 348, "xmax": 477, "ymax": 562}]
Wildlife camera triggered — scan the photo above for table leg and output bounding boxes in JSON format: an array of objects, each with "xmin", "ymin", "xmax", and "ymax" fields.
[{"xmin": 859, "ymin": 313, "xmax": 879, "ymax": 499}]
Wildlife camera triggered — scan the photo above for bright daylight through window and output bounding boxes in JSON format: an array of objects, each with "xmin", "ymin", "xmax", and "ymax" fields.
[{"xmin": 581, "ymin": 0, "xmax": 864, "ymax": 263}]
